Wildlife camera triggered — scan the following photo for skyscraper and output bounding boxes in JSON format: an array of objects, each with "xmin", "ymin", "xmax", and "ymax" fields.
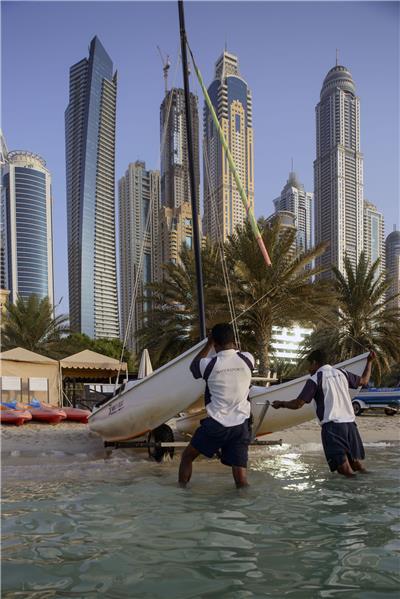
[
  {"xmin": 160, "ymin": 88, "xmax": 200, "ymax": 212},
  {"xmin": 65, "ymin": 36, "xmax": 119, "ymax": 339},
  {"xmin": 314, "ymin": 64, "xmax": 364, "ymax": 277},
  {"xmin": 2, "ymin": 151, "xmax": 54, "ymax": 304},
  {"xmin": 158, "ymin": 203, "xmax": 202, "ymax": 281},
  {"xmin": 119, "ymin": 162, "xmax": 160, "ymax": 351},
  {"xmin": 363, "ymin": 200, "xmax": 385, "ymax": 275},
  {"xmin": 0, "ymin": 131, "xmax": 9, "ymax": 292},
  {"xmin": 203, "ymin": 51, "xmax": 254, "ymax": 241},
  {"xmin": 273, "ymin": 171, "xmax": 313, "ymax": 252},
  {"xmin": 386, "ymin": 228, "xmax": 400, "ymax": 310},
  {"xmin": 158, "ymin": 87, "xmax": 200, "ymax": 277}
]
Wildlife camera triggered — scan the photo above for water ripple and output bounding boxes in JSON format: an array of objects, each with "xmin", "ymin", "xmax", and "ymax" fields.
[{"xmin": 1, "ymin": 445, "xmax": 399, "ymax": 598}]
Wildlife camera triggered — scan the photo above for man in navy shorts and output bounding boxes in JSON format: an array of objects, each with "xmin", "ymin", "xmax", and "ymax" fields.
[
  {"xmin": 178, "ymin": 323, "xmax": 254, "ymax": 488},
  {"xmin": 272, "ymin": 349, "xmax": 375, "ymax": 476}
]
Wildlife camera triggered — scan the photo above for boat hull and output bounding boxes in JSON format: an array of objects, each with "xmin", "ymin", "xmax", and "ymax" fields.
[
  {"xmin": 89, "ymin": 344, "xmax": 368, "ymax": 442},
  {"xmin": 176, "ymin": 353, "xmax": 369, "ymax": 437},
  {"xmin": 26, "ymin": 407, "xmax": 67, "ymax": 424},
  {"xmin": 89, "ymin": 341, "xmax": 206, "ymax": 441},
  {"xmin": 0, "ymin": 409, "xmax": 32, "ymax": 426}
]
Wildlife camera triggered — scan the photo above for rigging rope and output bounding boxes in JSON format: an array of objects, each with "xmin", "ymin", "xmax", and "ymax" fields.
[{"xmin": 201, "ymin": 101, "xmax": 241, "ymax": 349}]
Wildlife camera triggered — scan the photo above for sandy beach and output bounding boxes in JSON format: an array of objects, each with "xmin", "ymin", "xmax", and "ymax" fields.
[{"xmin": 1, "ymin": 414, "xmax": 398, "ymax": 467}]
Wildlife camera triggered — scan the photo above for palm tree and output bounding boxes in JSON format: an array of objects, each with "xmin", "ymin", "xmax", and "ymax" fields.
[
  {"xmin": 225, "ymin": 219, "xmax": 331, "ymax": 375},
  {"xmin": 1, "ymin": 294, "xmax": 69, "ymax": 358},
  {"xmin": 137, "ymin": 242, "xmax": 230, "ymax": 367},
  {"xmin": 303, "ymin": 253, "xmax": 400, "ymax": 381}
]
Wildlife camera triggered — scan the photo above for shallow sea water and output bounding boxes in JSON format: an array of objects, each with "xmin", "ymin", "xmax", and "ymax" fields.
[{"xmin": 2, "ymin": 444, "xmax": 400, "ymax": 598}]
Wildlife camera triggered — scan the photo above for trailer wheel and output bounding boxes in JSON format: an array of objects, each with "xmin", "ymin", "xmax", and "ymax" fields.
[
  {"xmin": 384, "ymin": 408, "xmax": 397, "ymax": 416},
  {"xmin": 352, "ymin": 401, "xmax": 363, "ymax": 416},
  {"xmin": 147, "ymin": 424, "xmax": 174, "ymax": 462}
]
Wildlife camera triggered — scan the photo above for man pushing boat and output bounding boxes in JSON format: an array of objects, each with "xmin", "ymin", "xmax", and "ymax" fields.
[
  {"xmin": 272, "ymin": 349, "xmax": 376, "ymax": 476},
  {"xmin": 178, "ymin": 323, "xmax": 254, "ymax": 488}
]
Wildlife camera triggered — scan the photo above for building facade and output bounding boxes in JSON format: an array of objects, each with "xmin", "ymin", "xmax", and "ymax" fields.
[
  {"xmin": 314, "ymin": 64, "xmax": 364, "ymax": 277},
  {"xmin": 386, "ymin": 228, "xmax": 400, "ymax": 310},
  {"xmin": 157, "ymin": 203, "xmax": 202, "ymax": 280},
  {"xmin": 271, "ymin": 325, "xmax": 312, "ymax": 365},
  {"xmin": 274, "ymin": 171, "xmax": 313, "ymax": 252},
  {"xmin": 266, "ymin": 210, "xmax": 297, "ymax": 258},
  {"xmin": 119, "ymin": 162, "xmax": 160, "ymax": 351},
  {"xmin": 2, "ymin": 151, "xmax": 54, "ymax": 304},
  {"xmin": 65, "ymin": 36, "xmax": 119, "ymax": 339},
  {"xmin": 0, "ymin": 131, "xmax": 9, "ymax": 292},
  {"xmin": 203, "ymin": 51, "xmax": 254, "ymax": 241},
  {"xmin": 160, "ymin": 88, "xmax": 200, "ymax": 212},
  {"xmin": 363, "ymin": 200, "xmax": 385, "ymax": 275}
]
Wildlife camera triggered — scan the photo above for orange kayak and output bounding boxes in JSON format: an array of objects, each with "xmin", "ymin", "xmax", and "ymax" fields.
[{"xmin": 0, "ymin": 409, "xmax": 33, "ymax": 426}]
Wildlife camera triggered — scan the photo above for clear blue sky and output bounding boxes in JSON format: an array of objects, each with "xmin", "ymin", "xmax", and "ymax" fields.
[{"xmin": 2, "ymin": 1, "xmax": 399, "ymax": 313}]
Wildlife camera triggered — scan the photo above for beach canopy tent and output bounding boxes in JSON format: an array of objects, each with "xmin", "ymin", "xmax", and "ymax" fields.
[
  {"xmin": 59, "ymin": 350, "xmax": 127, "ymax": 380},
  {"xmin": 60, "ymin": 350, "xmax": 128, "ymax": 408},
  {"xmin": 0, "ymin": 347, "xmax": 60, "ymax": 405}
]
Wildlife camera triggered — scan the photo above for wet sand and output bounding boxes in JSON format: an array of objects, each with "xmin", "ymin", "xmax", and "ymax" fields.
[{"xmin": 1, "ymin": 414, "xmax": 398, "ymax": 464}]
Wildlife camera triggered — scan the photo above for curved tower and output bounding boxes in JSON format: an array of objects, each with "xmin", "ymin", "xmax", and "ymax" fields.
[
  {"xmin": 314, "ymin": 64, "xmax": 364, "ymax": 276},
  {"xmin": 386, "ymin": 228, "xmax": 400, "ymax": 309},
  {"xmin": 65, "ymin": 36, "xmax": 119, "ymax": 339},
  {"xmin": 2, "ymin": 151, "xmax": 54, "ymax": 304},
  {"xmin": 203, "ymin": 51, "xmax": 254, "ymax": 241}
]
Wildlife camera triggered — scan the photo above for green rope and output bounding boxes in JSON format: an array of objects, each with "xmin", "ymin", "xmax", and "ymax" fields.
[{"xmin": 187, "ymin": 42, "xmax": 272, "ymax": 267}]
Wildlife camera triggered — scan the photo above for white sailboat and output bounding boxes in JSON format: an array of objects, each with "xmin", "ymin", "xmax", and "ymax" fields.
[{"xmin": 88, "ymin": 346, "xmax": 368, "ymax": 442}]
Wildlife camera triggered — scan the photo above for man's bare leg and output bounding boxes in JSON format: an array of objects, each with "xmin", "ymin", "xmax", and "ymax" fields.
[
  {"xmin": 337, "ymin": 456, "xmax": 356, "ymax": 477},
  {"xmin": 178, "ymin": 445, "xmax": 200, "ymax": 487},
  {"xmin": 349, "ymin": 458, "xmax": 367, "ymax": 473},
  {"xmin": 232, "ymin": 466, "xmax": 249, "ymax": 488}
]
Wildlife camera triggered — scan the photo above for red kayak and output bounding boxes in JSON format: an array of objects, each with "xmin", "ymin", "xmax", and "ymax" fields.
[
  {"xmin": 27, "ymin": 402, "xmax": 90, "ymax": 424},
  {"xmin": 61, "ymin": 407, "xmax": 90, "ymax": 423},
  {"xmin": 25, "ymin": 407, "xmax": 67, "ymax": 424},
  {"xmin": 0, "ymin": 409, "xmax": 33, "ymax": 426}
]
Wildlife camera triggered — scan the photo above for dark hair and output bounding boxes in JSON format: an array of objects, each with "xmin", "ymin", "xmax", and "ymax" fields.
[
  {"xmin": 307, "ymin": 349, "xmax": 327, "ymax": 365},
  {"xmin": 211, "ymin": 323, "xmax": 235, "ymax": 346}
]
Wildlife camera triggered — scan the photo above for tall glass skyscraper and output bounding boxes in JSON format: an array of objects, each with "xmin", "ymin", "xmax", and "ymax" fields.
[
  {"xmin": 203, "ymin": 51, "xmax": 254, "ymax": 241},
  {"xmin": 65, "ymin": 36, "xmax": 119, "ymax": 339},
  {"xmin": 2, "ymin": 151, "xmax": 54, "ymax": 304},
  {"xmin": 314, "ymin": 64, "xmax": 364, "ymax": 277},
  {"xmin": 386, "ymin": 228, "xmax": 400, "ymax": 310}
]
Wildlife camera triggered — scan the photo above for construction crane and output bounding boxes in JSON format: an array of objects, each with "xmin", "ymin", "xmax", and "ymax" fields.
[{"xmin": 157, "ymin": 46, "xmax": 171, "ymax": 95}]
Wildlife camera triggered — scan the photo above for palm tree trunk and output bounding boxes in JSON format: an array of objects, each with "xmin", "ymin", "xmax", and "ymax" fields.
[{"xmin": 257, "ymin": 330, "xmax": 271, "ymax": 377}]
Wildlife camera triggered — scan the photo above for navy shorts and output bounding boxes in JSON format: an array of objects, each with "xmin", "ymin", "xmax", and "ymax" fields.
[
  {"xmin": 190, "ymin": 417, "xmax": 251, "ymax": 468},
  {"xmin": 321, "ymin": 421, "xmax": 365, "ymax": 472}
]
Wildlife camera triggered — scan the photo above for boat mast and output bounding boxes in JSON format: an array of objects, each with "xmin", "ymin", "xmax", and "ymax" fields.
[{"xmin": 178, "ymin": 0, "xmax": 207, "ymax": 340}]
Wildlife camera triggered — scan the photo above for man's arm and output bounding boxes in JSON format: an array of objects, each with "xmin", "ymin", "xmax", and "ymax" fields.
[
  {"xmin": 272, "ymin": 378, "xmax": 317, "ymax": 410},
  {"xmin": 190, "ymin": 336, "xmax": 214, "ymax": 379},
  {"xmin": 359, "ymin": 351, "xmax": 376, "ymax": 386}
]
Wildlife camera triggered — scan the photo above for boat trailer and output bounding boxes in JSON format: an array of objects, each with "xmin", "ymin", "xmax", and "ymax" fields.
[{"xmin": 103, "ymin": 401, "xmax": 281, "ymax": 461}]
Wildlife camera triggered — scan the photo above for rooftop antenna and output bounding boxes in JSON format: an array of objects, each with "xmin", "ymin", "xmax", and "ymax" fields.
[
  {"xmin": 291, "ymin": 157, "xmax": 294, "ymax": 172},
  {"xmin": 336, "ymin": 48, "xmax": 339, "ymax": 66},
  {"xmin": 157, "ymin": 46, "xmax": 171, "ymax": 95}
]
